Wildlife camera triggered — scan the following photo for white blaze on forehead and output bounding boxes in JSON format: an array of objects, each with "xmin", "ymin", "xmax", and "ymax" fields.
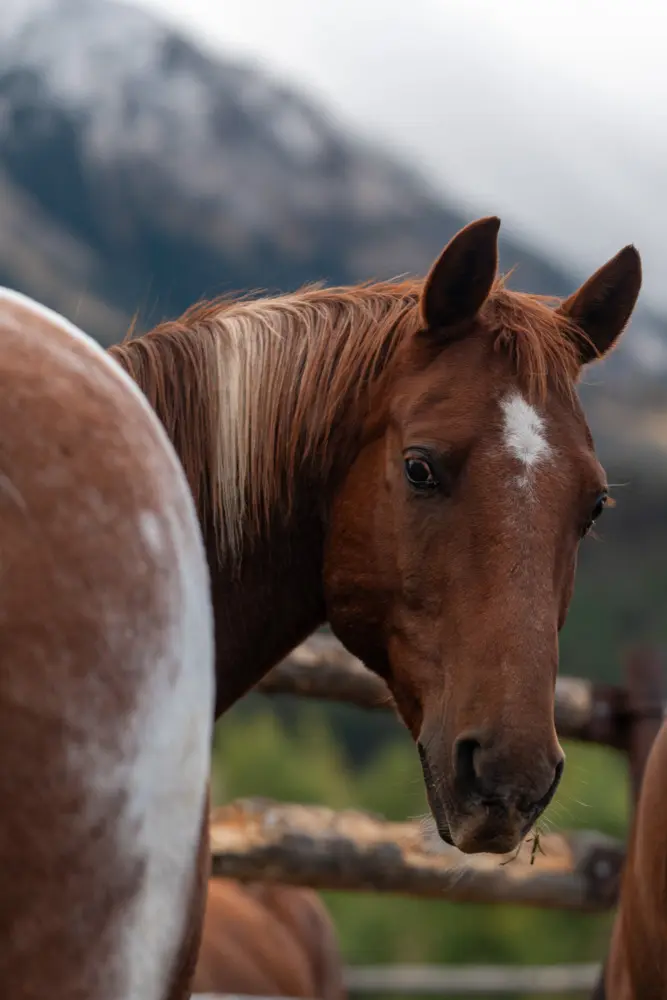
[{"xmin": 500, "ymin": 392, "xmax": 551, "ymax": 474}]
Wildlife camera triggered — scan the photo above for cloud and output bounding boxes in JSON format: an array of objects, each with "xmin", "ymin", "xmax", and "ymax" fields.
[{"xmin": 133, "ymin": 0, "xmax": 667, "ymax": 308}]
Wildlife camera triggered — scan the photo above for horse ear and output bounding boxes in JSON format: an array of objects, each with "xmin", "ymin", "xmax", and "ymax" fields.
[
  {"xmin": 420, "ymin": 216, "xmax": 500, "ymax": 333},
  {"xmin": 558, "ymin": 245, "xmax": 642, "ymax": 365}
]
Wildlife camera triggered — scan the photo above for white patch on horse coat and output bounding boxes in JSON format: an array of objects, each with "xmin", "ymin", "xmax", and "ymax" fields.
[
  {"xmin": 138, "ymin": 510, "xmax": 164, "ymax": 556},
  {"xmin": 500, "ymin": 392, "xmax": 551, "ymax": 485},
  {"xmin": 0, "ymin": 287, "xmax": 215, "ymax": 999},
  {"xmin": 66, "ymin": 516, "xmax": 213, "ymax": 1000},
  {"xmin": 120, "ymin": 510, "xmax": 213, "ymax": 1000}
]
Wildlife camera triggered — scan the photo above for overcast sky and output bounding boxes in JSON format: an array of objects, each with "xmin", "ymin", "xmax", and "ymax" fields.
[{"xmin": 133, "ymin": 0, "xmax": 667, "ymax": 310}]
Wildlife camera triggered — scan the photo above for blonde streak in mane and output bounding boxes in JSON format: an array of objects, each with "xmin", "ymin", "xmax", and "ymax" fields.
[
  {"xmin": 213, "ymin": 295, "xmax": 301, "ymax": 548},
  {"xmin": 212, "ymin": 317, "xmax": 244, "ymax": 557},
  {"xmin": 210, "ymin": 299, "xmax": 293, "ymax": 557},
  {"xmin": 204, "ymin": 286, "xmax": 420, "ymax": 561}
]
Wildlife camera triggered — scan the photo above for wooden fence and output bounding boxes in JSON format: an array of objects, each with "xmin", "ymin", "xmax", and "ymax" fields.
[
  {"xmin": 257, "ymin": 633, "xmax": 665, "ymax": 752},
  {"xmin": 204, "ymin": 633, "xmax": 666, "ymax": 996},
  {"xmin": 194, "ymin": 959, "xmax": 600, "ymax": 997},
  {"xmin": 209, "ymin": 799, "xmax": 622, "ymax": 911}
]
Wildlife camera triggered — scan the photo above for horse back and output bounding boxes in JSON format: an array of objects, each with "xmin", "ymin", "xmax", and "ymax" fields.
[
  {"xmin": 193, "ymin": 879, "xmax": 346, "ymax": 1000},
  {"xmin": 246, "ymin": 883, "xmax": 347, "ymax": 1000}
]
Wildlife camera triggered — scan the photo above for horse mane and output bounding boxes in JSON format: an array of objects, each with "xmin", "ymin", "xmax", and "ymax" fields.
[{"xmin": 109, "ymin": 276, "xmax": 581, "ymax": 561}]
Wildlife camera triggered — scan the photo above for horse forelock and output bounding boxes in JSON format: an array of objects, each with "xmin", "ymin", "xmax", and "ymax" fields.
[{"xmin": 487, "ymin": 276, "xmax": 585, "ymax": 404}]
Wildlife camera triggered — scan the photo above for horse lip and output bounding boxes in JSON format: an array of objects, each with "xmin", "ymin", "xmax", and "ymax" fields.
[
  {"xmin": 417, "ymin": 745, "xmax": 454, "ymax": 845},
  {"xmin": 435, "ymin": 822, "xmax": 454, "ymax": 845}
]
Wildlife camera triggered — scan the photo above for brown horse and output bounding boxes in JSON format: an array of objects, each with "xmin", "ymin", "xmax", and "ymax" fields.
[
  {"xmin": 110, "ymin": 216, "xmax": 641, "ymax": 857},
  {"xmin": 596, "ymin": 717, "xmax": 667, "ymax": 998},
  {"xmin": 0, "ymin": 289, "xmax": 215, "ymax": 1000},
  {"xmin": 192, "ymin": 879, "xmax": 346, "ymax": 999}
]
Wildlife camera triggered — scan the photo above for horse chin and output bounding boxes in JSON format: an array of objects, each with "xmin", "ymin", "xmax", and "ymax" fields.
[
  {"xmin": 418, "ymin": 751, "xmax": 520, "ymax": 855},
  {"xmin": 425, "ymin": 800, "xmax": 525, "ymax": 856},
  {"xmin": 447, "ymin": 809, "xmax": 524, "ymax": 856}
]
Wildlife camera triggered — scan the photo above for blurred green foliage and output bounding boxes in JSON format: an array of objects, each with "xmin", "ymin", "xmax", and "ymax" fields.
[
  {"xmin": 558, "ymin": 472, "xmax": 667, "ymax": 683},
  {"xmin": 211, "ymin": 698, "xmax": 631, "ymax": 1000}
]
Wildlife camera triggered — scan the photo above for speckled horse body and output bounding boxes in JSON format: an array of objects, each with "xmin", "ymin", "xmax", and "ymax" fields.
[{"xmin": 0, "ymin": 289, "xmax": 214, "ymax": 1000}]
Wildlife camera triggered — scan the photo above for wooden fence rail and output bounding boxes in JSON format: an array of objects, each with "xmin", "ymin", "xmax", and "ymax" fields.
[
  {"xmin": 257, "ymin": 634, "xmax": 664, "ymax": 749},
  {"xmin": 344, "ymin": 962, "xmax": 601, "ymax": 994},
  {"xmin": 193, "ymin": 960, "xmax": 600, "ymax": 996},
  {"xmin": 209, "ymin": 799, "xmax": 623, "ymax": 911}
]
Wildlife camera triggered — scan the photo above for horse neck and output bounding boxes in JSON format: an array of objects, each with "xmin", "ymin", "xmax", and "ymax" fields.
[
  {"xmin": 110, "ymin": 285, "xmax": 417, "ymax": 715},
  {"xmin": 205, "ymin": 502, "xmax": 327, "ymax": 716}
]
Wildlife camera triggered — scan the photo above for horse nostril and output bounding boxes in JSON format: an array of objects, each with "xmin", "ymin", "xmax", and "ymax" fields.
[
  {"xmin": 546, "ymin": 756, "xmax": 565, "ymax": 802},
  {"xmin": 453, "ymin": 734, "xmax": 484, "ymax": 796},
  {"xmin": 554, "ymin": 756, "xmax": 564, "ymax": 785},
  {"xmin": 453, "ymin": 738, "xmax": 565, "ymax": 811},
  {"xmin": 520, "ymin": 754, "xmax": 565, "ymax": 815}
]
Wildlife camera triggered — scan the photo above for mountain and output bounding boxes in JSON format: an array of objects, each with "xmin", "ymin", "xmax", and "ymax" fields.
[
  {"xmin": 0, "ymin": 0, "xmax": 663, "ymax": 373},
  {"xmin": 0, "ymin": 0, "xmax": 667, "ymax": 459}
]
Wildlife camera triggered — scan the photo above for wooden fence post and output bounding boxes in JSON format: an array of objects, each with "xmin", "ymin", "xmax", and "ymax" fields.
[{"xmin": 621, "ymin": 646, "xmax": 665, "ymax": 807}]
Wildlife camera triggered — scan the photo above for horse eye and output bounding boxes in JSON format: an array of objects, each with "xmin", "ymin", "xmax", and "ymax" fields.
[
  {"xmin": 404, "ymin": 452, "xmax": 439, "ymax": 492},
  {"xmin": 583, "ymin": 491, "xmax": 609, "ymax": 536}
]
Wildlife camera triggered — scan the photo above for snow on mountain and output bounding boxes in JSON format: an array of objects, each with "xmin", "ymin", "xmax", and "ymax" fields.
[{"xmin": 0, "ymin": 0, "xmax": 664, "ymax": 395}]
